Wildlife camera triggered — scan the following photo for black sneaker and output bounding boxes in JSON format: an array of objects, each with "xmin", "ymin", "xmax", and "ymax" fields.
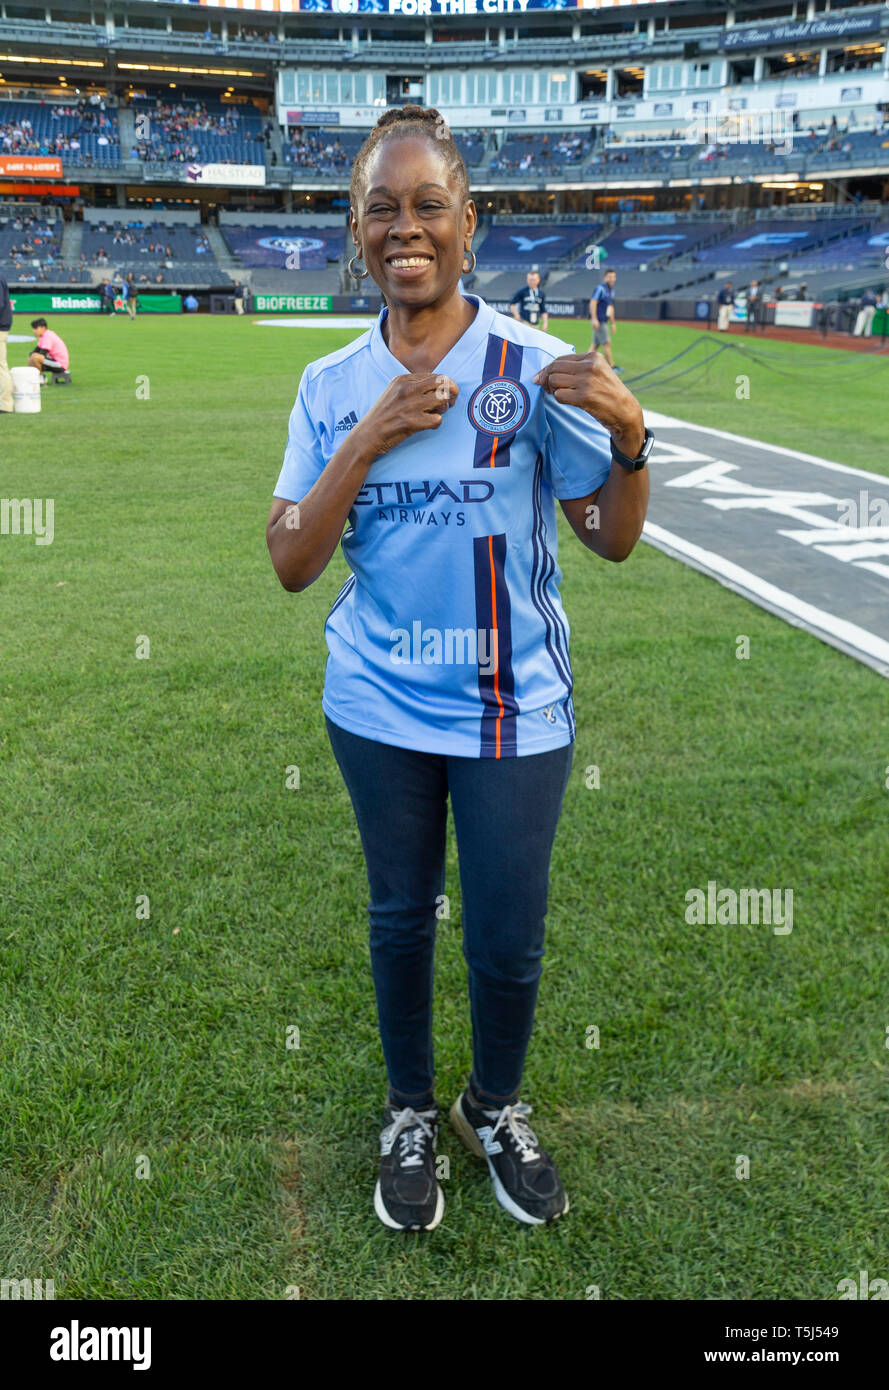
[
  {"xmin": 450, "ymin": 1088, "xmax": 569, "ymax": 1225},
  {"xmin": 374, "ymin": 1102, "xmax": 444, "ymax": 1232}
]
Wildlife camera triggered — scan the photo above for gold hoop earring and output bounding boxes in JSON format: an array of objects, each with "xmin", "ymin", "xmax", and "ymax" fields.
[
  {"xmin": 348, "ymin": 253, "xmax": 369, "ymax": 280},
  {"xmin": 462, "ymin": 249, "xmax": 477, "ymax": 274}
]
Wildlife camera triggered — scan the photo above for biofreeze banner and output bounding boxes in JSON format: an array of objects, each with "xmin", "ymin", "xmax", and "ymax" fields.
[{"xmin": 254, "ymin": 294, "xmax": 333, "ymax": 312}]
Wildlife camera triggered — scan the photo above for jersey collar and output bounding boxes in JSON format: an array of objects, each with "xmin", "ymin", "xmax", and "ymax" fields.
[{"xmin": 369, "ymin": 293, "xmax": 495, "ymax": 380}]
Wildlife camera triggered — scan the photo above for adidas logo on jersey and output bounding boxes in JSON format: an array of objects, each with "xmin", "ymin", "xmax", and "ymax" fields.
[{"xmin": 335, "ymin": 410, "xmax": 359, "ymax": 433}]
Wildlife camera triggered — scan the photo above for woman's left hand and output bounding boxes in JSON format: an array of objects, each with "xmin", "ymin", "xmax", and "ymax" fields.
[{"xmin": 533, "ymin": 352, "xmax": 645, "ymax": 458}]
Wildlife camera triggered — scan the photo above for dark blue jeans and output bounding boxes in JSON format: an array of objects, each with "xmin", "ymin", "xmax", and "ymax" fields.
[{"xmin": 325, "ymin": 715, "xmax": 574, "ymax": 1111}]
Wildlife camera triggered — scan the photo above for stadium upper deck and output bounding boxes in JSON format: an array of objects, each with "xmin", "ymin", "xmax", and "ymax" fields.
[{"xmin": 0, "ymin": 0, "xmax": 887, "ymax": 309}]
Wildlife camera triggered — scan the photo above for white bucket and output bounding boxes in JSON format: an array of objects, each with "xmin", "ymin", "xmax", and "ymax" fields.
[{"xmin": 11, "ymin": 365, "xmax": 41, "ymax": 414}]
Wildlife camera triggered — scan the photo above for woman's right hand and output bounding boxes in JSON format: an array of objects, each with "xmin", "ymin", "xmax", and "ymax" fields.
[{"xmin": 354, "ymin": 373, "xmax": 459, "ymax": 459}]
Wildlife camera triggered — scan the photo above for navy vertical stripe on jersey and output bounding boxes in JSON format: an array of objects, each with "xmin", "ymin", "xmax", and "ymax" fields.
[
  {"xmin": 473, "ymin": 532, "xmax": 519, "ymax": 758},
  {"xmin": 531, "ymin": 453, "xmax": 575, "ymax": 716},
  {"xmin": 473, "ymin": 334, "xmax": 524, "ymax": 470}
]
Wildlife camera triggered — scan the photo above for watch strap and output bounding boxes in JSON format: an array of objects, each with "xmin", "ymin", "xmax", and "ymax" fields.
[{"xmin": 611, "ymin": 426, "xmax": 653, "ymax": 472}]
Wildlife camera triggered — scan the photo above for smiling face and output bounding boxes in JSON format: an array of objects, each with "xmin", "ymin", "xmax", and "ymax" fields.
[{"xmin": 350, "ymin": 133, "xmax": 476, "ymax": 308}]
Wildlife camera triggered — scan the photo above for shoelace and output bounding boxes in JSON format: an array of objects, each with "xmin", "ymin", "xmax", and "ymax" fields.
[
  {"xmin": 484, "ymin": 1102, "xmax": 542, "ymax": 1164},
  {"xmin": 383, "ymin": 1106, "xmax": 437, "ymax": 1169}
]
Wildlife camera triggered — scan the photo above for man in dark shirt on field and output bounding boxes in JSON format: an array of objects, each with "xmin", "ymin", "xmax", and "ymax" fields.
[
  {"xmin": 509, "ymin": 270, "xmax": 548, "ymax": 333},
  {"xmin": 590, "ymin": 268, "xmax": 618, "ymax": 367},
  {"xmin": 745, "ymin": 279, "xmax": 763, "ymax": 334},
  {"xmin": 717, "ymin": 281, "xmax": 735, "ymax": 332}
]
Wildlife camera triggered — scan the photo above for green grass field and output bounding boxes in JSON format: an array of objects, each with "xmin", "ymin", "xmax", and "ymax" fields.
[{"xmin": 2, "ymin": 311, "xmax": 888, "ymax": 1300}]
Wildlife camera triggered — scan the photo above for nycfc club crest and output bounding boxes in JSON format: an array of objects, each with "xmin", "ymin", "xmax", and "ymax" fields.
[{"xmin": 468, "ymin": 379, "xmax": 529, "ymax": 436}]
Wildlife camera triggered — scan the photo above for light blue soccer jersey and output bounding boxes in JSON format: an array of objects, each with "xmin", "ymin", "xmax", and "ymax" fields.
[{"xmin": 274, "ymin": 294, "xmax": 613, "ymax": 758}]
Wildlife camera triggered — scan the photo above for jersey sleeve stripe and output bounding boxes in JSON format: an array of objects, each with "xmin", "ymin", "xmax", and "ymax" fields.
[
  {"xmin": 328, "ymin": 572, "xmax": 356, "ymax": 619},
  {"xmin": 531, "ymin": 454, "xmax": 574, "ymax": 696}
]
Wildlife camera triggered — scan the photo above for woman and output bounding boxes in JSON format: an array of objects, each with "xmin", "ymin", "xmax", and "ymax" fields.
[{"xmin": 267, "ymin": 107, "xmax": 652, "ymax": 1232}]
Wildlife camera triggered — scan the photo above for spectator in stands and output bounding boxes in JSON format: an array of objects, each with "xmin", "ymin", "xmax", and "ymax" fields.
[
  {"xmin": 853, "ymin": 287, "xmax": 878, "ymax": 338},
  {"xmin": 796, "ymin": 283, "xmax": 809, "ymax": 301},
  {"xmin": 0, "ymin": 267, "xmax": 12, "ymax": 414},
  {"xmin": 590, "ymin": 268, "xmax": 618, "ymax": 367},
  {"xmin": 745, "ymin": 280, "xmax": 762, "ymax": 335},
  {"xmin": 29, "ymin": 317, "xmax": 71, "ymax": 384},
  {"xmin": 716, "ymin": 281, "xmax": 735, "ymax": 332},
  {"xmin": 509, "ymin": 270, "xmax": 548, "ymax": 333}
]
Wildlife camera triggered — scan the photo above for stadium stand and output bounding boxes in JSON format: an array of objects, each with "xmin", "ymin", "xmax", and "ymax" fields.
[
  {"xmin": 284, "ymin": 128, "xmax": 361, "ymax": 175},
  {"xmin": 0, "ymin": 207, "xmax": 84, "ymax": 282},
  {"xmin": 78, "ymin": 219, "xmax": 220, "ymax": 285},
  {"xmin": 689, "ymin": 218, "xmax": 868, "ymax": 266},
  {"xmin": 477, "ymin": 223, "xmax": 601, "ymax": 272},
  {"xmin": 221, "ymin": 224, "xmax": 346, "ymax": 272},
  {"xmin": 0, "ymin": 98, "xmax": 121, "ymax": 167},
  {"xmin": 490, "ymin": 131, "xmax": 592, "ymax": 179},
  {"xmin": 788, "ymin": 222, "xmax": 889, "ymax": 271},
  {"xmin": 131, "ymin": 94, "xmax": 266, "ymax": 167},
  {"xmin": 0, "ymin": 0, "xmax": 886, "ymax": 320},
  {"xmin": 570, "ymin": 223, "xmax": 719, "ymax": 269}
]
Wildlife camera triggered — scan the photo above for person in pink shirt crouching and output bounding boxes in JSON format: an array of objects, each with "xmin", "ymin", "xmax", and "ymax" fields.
[{"xmin": 29, "ymin": 317, "xmax": 72, "ymax": 385}]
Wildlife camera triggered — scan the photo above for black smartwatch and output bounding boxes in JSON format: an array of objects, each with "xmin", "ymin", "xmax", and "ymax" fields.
[{"xmin": 611, "ymin": 426, "xmax": 654, "ymax": 473}]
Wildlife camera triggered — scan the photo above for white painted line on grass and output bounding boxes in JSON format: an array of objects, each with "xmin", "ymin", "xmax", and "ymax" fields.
[
  {"xmin": 253, "ymin": 317, "xmax": 375, "ymax": 329},
  {"xmin": 644, "ymin": 410, "xmax": 889, "ymax": 485},
  {"xmin": 643, "ymin": 520, "xmax": 889, "ymax": 679}
]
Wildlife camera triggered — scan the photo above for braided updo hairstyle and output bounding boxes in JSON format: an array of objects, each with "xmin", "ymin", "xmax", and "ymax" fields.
[{"xmin": 350, "ymin": 105, "xmax": 471, "ymax": 208}]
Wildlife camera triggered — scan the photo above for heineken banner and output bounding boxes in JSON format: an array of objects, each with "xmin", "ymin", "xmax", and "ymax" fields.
[
  {"xmin": 10, "ymin": 292, "xmax": 182, "ymax": 314},
  {"xmin": 132, "ymin": 294, "xmax": 182, "ymax": 314},
  {"xmin": 10, "ymin": 292, "xmax": 101, "ymax": 313},
  {"xmin": 254, "ymin": 294, "xmax": 333, "ymax": 312}
]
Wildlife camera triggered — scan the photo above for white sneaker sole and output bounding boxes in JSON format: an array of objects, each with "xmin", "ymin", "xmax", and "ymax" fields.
[
  {"xmin": 373, "ymin": 1178, "xmax": 445, "ymax": 1232},
  {"xmin": 450, "ymin": 1094, "xmax": 569, "ymax": 1226}
]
